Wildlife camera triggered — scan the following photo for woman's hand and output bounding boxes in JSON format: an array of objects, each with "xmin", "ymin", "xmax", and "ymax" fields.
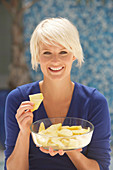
[
  {"xmin": 16, "ymin": 101, "xmax": 34, "ymax": 134},
  {"xmin": 39, "ymin": 147, "xmax": 82, "ymax": 156},
  {"xmin": 39, "ymin": 147, "xmax": 65, "ymax": 156}
]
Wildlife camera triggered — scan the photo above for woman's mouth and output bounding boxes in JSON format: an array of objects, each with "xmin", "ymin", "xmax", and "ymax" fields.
[{"xmin": 49, "ymin": 66, "xmax": 64, "ymax": 72}]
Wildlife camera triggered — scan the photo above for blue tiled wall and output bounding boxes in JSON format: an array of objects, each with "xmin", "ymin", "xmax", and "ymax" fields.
[{"xmin": 23, "ymin": 0, "xmax": 113, "ymax": 114}]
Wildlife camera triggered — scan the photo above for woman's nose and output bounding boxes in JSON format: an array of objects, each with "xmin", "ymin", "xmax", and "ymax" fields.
[{"xmin": 51, "ymin": 54, "xmax": 59, "ymax": 62}]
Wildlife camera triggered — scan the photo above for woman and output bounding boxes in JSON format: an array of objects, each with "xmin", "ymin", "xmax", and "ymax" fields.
[{"xmin": 4, "ymin": 18, "xmax": 111, "ymax": 170}]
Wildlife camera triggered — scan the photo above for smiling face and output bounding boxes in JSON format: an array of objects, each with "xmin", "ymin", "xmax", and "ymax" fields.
[{"xmin": 39, "ymin": 43, "xmax": 76, "ymax": 81}]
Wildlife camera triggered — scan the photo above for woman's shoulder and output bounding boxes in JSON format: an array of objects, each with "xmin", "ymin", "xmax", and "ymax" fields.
[
  {"xmin": 75, "ymin": 82, "xmax": 104, "ymax": 97},
  {"xmin": 74, "ymin": 82, "xmax": 96, "ymax": 93},
  {"xmin": 18, "ymin": 81, "xmax": 40, "ymax": 94},
  {"xmin": 7, "ymin": 81, "xmax": 40, "ymax": 102},
  {"xmin": 74, "ymin": 82, "xmax": 106, "ymax": 101}
]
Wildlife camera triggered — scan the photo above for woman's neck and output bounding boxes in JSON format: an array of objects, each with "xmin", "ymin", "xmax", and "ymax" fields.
[{"xmin": 39, "ymin": 78, "xmax": 74, "ymax": 102}]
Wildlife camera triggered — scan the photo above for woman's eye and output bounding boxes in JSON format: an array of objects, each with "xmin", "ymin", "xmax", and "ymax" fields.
[
  {"xmin": 43, "ymin": 51, "xmax": 51, "ymax": 55},
  {"xmin": 60, "ymin": 51, "xmax": 67, "ymax": 54}
]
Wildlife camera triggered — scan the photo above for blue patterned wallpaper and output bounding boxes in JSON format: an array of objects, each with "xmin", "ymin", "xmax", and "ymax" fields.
[{"xmin": 23, "ymin": 0, "xmax": 113, "ymax": 115}]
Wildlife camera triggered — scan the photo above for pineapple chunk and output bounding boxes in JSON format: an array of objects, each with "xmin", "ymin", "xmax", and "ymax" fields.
[
  {"xmin": 46, "ymin": 123, "xmax": 62, "ymax": 132},
  {"xmin": 41, "ymin": 129, "xmax": 58, "ymax": 137},
  {"xmin": 39, "ymin": 122, "xmax": 45, "ymax": 132},
  {"xmin": 58, "ymin": 129, "xmax": 73, "ymax": 137},
  {"xmin": 29, "ymin": 93, "xmax": 43, "ymax": 112},
  {"xmin": 67, "ymin": 125, "xmax": 82, "ymax": 130},
  {"xmin": 61, "ymin": 125, "xmax": 82, "ymax": 130},
  {"xmin": 61, "ymin": 126, "xmax": 70, "ymax": 129},
  {"xmin": 61, "ymin": 138, "xmax": 70, "ymax": 146},
  {"xmin": 36, "ymin": 134, "xmax": 49, "ymax": 146},
  {"xmin": 48, "ymin": 138, "xmax": 65, "ymax": 148},
  {"xmin": 72, "ymin": 127, "xmax": 90, "ymax": 135},
  {"xmin": 68, "ymin": 139, "xmax": 79, "ymax": 148}
]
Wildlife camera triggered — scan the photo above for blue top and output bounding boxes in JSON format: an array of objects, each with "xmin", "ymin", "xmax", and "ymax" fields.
[{"xmin": 4, "ymin": 81, "xmax": 111, "ymax": 170}]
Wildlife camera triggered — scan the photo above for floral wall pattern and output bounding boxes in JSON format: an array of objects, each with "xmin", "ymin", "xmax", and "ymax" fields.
[{"xmin": 23, "ymin": 0, "xmax": 113, "ymax": 116}]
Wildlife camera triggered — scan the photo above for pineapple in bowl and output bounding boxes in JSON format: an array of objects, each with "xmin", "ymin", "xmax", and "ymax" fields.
[{"xmin": 30, "ymin": 117, "xmax": 94, "ymax": 151}]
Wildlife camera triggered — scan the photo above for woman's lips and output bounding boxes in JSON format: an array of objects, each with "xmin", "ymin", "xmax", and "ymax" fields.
[{"xmin": 49, "ymin": 66, "xmax": 64, "ymax": 72}]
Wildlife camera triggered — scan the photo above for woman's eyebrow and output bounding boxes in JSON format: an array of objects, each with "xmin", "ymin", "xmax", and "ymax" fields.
[
  {"xmin": 60, "ymin": 48, "xmax": 67, "ymax": 50},
  {"xmin": 40, "ymin": 49, "xmax": 51, "ymax": 51},
  {"xmin": 40, "ymin": 47, "xmax": 67, "ymax": 51}
]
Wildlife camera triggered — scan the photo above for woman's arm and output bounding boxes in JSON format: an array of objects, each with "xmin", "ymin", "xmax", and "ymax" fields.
[
  {"xmin": 6, "ymin": 101, "xmax": 34, "ymax": 170},
  {"xmin": 66, "ymin": 150, "xmax": 100, "ymax": 170},
  {"xmin": 7, "ymin": 130, "xmax": 30, "ymax": 170}
]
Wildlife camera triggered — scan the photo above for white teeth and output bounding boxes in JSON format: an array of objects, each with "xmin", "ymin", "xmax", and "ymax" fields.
[{"xmin": 50, "ymin": 67, "xmax": 63, "ymax": 71}]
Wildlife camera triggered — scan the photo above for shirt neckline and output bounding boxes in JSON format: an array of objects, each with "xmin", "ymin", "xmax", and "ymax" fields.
[{"xmin": 38, "ymin": 81, "xmax": 77, "ymax": 118}]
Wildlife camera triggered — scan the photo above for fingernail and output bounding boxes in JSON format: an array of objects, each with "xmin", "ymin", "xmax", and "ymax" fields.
[
  {"xmin": 59, "ymin": 150, "xmax": 64, "ymax": 155},
  {"xmin": 49, "ymin": 147, "xmax": 52, "ymax": 152}
]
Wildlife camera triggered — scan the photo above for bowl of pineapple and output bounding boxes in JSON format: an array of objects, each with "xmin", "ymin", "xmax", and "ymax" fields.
[{"xmin": 30, "ymin": 117, "xmax": 94, "ymax": 151}]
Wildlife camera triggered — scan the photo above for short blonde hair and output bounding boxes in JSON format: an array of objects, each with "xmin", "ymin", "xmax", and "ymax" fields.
[{"xmin": 30, "ymin": 17, "xmax": 84, "ymax": 71}]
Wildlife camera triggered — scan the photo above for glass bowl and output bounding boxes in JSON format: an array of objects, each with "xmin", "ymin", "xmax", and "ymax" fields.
[{"xmin": 30, "ymin": 117, "xmax": 94, "ymax": 151}]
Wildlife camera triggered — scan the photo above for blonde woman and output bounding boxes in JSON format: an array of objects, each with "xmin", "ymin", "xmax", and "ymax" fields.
[{"xmin": 5, "ymin": 18, "xmax": 111, "ymax": 170}]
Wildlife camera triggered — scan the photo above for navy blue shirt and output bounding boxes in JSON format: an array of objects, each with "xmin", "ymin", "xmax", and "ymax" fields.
[{"xmin": 4, "ymin": 81, "xmax": 111, "ymax": 169}]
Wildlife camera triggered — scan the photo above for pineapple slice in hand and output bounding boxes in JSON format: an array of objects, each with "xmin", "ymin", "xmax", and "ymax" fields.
[{"xmin": 29, "ymin": 93, "xmax": 44, "ymax": 112}]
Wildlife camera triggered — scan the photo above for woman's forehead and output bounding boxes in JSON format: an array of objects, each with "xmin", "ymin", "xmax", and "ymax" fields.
[{"xmin": 39, "ymin": 42, "xmax": 66, "ymax": 50}]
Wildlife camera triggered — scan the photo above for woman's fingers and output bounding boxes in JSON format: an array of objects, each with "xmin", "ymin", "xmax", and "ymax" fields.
[
  {"xmin": 39, "ymin": 147, "xmax": 57, "ymax": 156},
  {"xmin": 39, "ymin": 147, "xmax": 65, "ymax": 156},
  {"xmin": 16, "ymin": 105, "xmax": 33, "ymax": 117},
  {"xmin": 49, "ymin": 147, "xmax": 58, "ymax": 156},
  {"xmin": 39, "ymin": 146, "xmax": 82, "ymax": 156},
  {"xmin": 39, "ymin": 147, "xmax": 50, "ymax": 154},
  {"xmin": 58, "ymin": 149, "xmax": 65, "ymax": 156},
  {"xmin": 16, "ymin": 101, "xmax": 34, "ymax": 119},
  {"xmin": 15, "ymin": 101, "xmax": 34, "ymax": 133},
  {"xmin": 77, "ymin": 148, "xmax": 82, "ymax": 152},
  {"xmin": 21, "ymin": 101, "xmax": 34, "ymax": 106},
  {"xmin": 21, "ymin": 115, "xmax": 33, "ymax": 127},
  {"xmin": 18, "ymin": 111, "xmax": 33, "ymax": 124}
]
